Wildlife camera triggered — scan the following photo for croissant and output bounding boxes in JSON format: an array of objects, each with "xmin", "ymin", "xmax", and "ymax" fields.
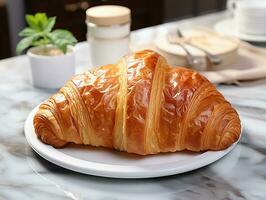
[{"xmin": 34, "ymin": 50, "xmax": 241, "ymax": 155}]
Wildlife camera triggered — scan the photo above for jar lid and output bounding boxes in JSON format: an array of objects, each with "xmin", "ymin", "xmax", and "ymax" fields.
[{"xmin": 86, "ymin": 5, "xmax": 131, "ymax": 26}]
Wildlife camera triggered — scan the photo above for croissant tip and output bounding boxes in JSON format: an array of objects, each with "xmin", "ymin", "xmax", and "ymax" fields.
[
  {"xmin": 219, "ymin": 130, "xmax": 241, "ymax": 150},
  {"xmin": 34, "ymin": 111, "xmax": 67, "ymax": 148}
]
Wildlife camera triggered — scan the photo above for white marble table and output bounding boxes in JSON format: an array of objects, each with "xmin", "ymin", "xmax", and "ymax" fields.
[{"xmin": 1, "ymin": 12, "xmax": 266, "ymax": 200}]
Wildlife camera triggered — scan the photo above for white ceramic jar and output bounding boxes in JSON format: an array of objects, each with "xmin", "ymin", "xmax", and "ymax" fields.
[
  {"xmin": 86, "ymin": 5, "xmax": 131, "ymax": 67},
  {"xmin": 27, "ymin": 45, "xmax": 75, "ymax": 89}
]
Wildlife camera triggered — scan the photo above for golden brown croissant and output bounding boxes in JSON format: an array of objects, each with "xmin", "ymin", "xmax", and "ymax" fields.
[{"xmin": 34, "ymin": 50, "xmax": 241, "ymax": 155}]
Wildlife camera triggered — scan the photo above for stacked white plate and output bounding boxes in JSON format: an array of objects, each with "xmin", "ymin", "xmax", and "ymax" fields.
[
  {"xmin": 214, "ymin": 0, "xmax": 266, "ymax": 42},
  {"xmin": 235, "ymin": 0, "xmax": 266, "ymax": 36}
]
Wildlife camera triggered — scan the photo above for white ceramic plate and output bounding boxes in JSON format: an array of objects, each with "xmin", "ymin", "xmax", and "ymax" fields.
[
  {"xmin": 214, "ymin": 19, "xmax": 266, "ymax": 42},
  {"xmin": 25, "ymin": 105, "xmax": 238, "ymax": 179}
]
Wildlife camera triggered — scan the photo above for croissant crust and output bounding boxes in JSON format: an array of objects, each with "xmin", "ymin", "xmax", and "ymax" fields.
[{"xmin": 34, "ymin": 50, "xmax": 241, "ymax": 155}]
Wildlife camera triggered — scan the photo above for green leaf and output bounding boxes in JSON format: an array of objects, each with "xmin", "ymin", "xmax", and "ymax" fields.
[
  {"xmin": 25, "ymin": 14, "xmax": 39, "ymax": 30},
  {"xmin": 49, "ymin": 29, "xmax": 77, "ymax": 43},
  {"xmin": 44, "ymin": 17, "xmax": 56, "ymax": 33},
  {"xmin": 16, "ymin": 36, "xmax": 36, "ymax": 55},
  {"xmin": 19, "ymin": 27, "xmax": 37, "ymax": 37},
  {"xmin": 25, "ymin": 13, "xmax": 50, "ymax": 31},
  {"xmin": 35, "ymin": 13, "xmax": 47, "ymax": 22},
  {"xmin": 35, "ymin": 13, "xmax": 48, "ymax": 30},
  {"xmin": 32, "ymin": 38, "xmax": 50, "ymax": 46},
  {"xmin": 48, "ymin": 29, "xmax": 77, "ymax": 54}
]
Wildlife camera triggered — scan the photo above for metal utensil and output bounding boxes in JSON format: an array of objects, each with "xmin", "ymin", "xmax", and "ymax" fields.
[
  {"xmin": 177, "ymin": 29, "xmax": 222, "ymax": 65},
  {"xmin": 167, "ymin": 33, "xmax": 203, "ymax": 69}
]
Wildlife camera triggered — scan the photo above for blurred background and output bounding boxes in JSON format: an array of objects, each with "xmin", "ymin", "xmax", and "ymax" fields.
[{"xmin": 0, "ymin": 0, "xmax": 226, "ymax": 59}]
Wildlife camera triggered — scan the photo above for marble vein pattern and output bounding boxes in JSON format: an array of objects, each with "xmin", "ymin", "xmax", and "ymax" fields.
[{"xmin": 0, "ymin": 12, "xmax": 265, "ymax": 200}]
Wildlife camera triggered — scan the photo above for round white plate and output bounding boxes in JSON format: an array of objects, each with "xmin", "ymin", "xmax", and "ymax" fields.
[
  {"xmin": 25, "ymin": 105, "xmax": 238, "ymax": 179},
  {"xmin": 214, "ymin": 19, "xmax": 266, "ymax": 42}
]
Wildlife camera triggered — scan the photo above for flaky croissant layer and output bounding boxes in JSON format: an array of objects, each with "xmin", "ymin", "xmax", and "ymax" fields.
[{"xmin": 34, "ymin": 50, "xmax": 241, "ymax": 155}]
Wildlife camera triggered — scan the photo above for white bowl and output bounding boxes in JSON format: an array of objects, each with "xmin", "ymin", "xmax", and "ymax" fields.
[{"xmin": 27, "ymin": 46, "xmax": 75, "ymax": 89}]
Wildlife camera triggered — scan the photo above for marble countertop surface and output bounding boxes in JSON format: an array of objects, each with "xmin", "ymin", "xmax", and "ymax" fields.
[{"xmin": 1, "ymin": 11, "xmax": 266, "ymax": 200}]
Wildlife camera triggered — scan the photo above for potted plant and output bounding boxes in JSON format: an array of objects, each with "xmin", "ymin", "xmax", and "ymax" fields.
[{"xmin": 16, "ymin": 13, "xmax": 77, "ymax": 89}]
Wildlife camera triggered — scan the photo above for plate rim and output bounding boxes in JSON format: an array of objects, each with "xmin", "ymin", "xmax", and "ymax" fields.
[{"xmin": 25, "ymin": 104, "xmax": 238, "ymax": 179}]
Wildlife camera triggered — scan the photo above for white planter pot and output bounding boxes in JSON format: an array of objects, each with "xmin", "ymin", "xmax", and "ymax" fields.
[{"xmin": 27, "ymin": 46, "xmax": 75, "ymax": 89}]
